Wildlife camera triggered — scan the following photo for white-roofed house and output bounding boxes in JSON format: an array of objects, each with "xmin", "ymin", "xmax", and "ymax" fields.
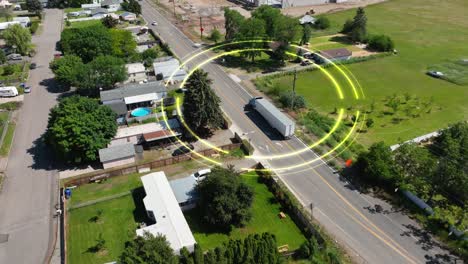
[
  {"xmin": 0, "ymin": 21, "xmax": 20, "ymax": 31},
  {"xmin": 125, "ymin": 63, "xmax": 146, "ymax": 83},
  {"xmin": 100, "ymin": 81, "xmax": 167, "ymax": 110},
  {"xmin": 136, "ymin": 172, "xmax": 197, "ymax": 254},
  {"xmin": 13, "ymin": 17, "xmax": 31, "ymax": 27},
  {"xmin": 120, "ymin": 11, "xmax": 136, "ymax": 21}
]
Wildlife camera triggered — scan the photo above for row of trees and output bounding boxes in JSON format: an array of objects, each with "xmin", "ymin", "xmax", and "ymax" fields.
[
  {"xmin": 120, "ymin": 232, "xmax": 281, "ymax": 264},
  {"xmin": 354, "ymin": 122, "xmax": 467, "ymax": 229},
  {"xmin": 341, "ymin": 8, "xmax": 394, "ymax": 52}
]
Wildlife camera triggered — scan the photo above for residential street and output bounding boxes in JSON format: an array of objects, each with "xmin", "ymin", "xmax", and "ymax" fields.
[
  {"xmin": 0, "ymin": 9, "xmax": 63, "ymax": 264},
  {"xmin": 141, "ymin": 2, "xmax": 457, "ymax": 263}
]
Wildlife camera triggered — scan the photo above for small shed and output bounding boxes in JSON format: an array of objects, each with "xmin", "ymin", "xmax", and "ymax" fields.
[
  {"xmin": 314, "ymin": 48, "xmax": 352, "ymax": 64},
  {"xmin": 99, "ymin": 143, "xmax": 136, "ymax": 169}
]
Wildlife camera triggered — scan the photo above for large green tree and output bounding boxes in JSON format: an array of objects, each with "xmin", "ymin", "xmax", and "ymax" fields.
[
  {"xmin": 121, "ymin": 0, "xmax": 141, "ymax": 15},
  {"xmin": 3, "ymin": 24, "xmax": 32, "ymax": 55},
  {"xmin": 77, "ymin": 55, "xmax": 127, "ymax": 96},
  {"xmin": 110, "ymin": 29, "xmax": 137, "ymax": 58},
  {"xmin": 251, "ymin": 5, "xmax": 281, "ymax": 39},
  {"xmin": 355, "ymin": 141, "xmax": 398, "ymax": 186},
  {"xmin": 101, "ymin": 15, "xmax": 119, "ymax": 28},
  {"xmin": 119, "ymin": 232, "xmax": 178, "ymax": 264},
  {"xmin": 60, "ymin": 24, "xmax": 113, "ymax": 63},
  {"xmin": 224, "ymin": 8, "xmax": 245, "ymax": 42},
  {"xmin": 349, "ymin": 7, "xmax": 367, "ymax": 42},
  {"xmin": 239, "ymin": 18, "xmax": 266, "ymax": 62},
  {"xmin": 196, "ymin": 166, "xmax": 254, "ymax": 228},
  {"xmin": 393, "ymin": 143, "xmax": 436, "ymax": 196},
  {"xmin": 182, "ymin": 69, "xmax": 224, "ymax": 136},
  {"xmin": 46, "ymin": 96, "xmax": 117, "ymax": 163},
  {"xmin": 25, "ymin": 0, "xmax": 43, "ymax": 15},
  {"xmin": 49, "ymin": 55, "xmax": 85, "ymax": 87}
]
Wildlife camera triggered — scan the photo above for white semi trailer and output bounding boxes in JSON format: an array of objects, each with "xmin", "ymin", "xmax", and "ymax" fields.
[{"xmin": 249, "ymin": 97, "xmax": 295, "ymax": 139}]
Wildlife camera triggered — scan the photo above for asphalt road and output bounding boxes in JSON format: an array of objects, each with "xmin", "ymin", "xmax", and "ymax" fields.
[
  {"xmin": 0, "ymin": 9, "xmax": 63, "ymax": 264},
  {"xmin": 141, "ymin": 2, "xmax": 458, "ymax": 263}
]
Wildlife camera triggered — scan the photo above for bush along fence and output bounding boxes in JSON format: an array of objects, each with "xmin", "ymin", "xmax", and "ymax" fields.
[
  {"xmin": 234, "ymin": 132, "xmax": 254, "ymax": 155},
  {"xmin": 64, "ymin": 143, "xmax": 241, "ymax": 187},
  {"xmin": 255, "ymin": 163, "xmax": 349, "ymax": 262}
]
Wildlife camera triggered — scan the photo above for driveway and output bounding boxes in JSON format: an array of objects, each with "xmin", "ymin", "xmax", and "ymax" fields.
[{"xmin": 0, "ymin": 9, "xmax": 64, "ymax": 264}]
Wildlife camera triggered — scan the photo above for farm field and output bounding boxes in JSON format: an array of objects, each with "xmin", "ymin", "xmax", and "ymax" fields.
[
  {"xmin": 256, "ymin": 0, "xmax": 468, "ymax": 146},
  {"xmin": 66, "ymin": 172, "xmax": 306, "ymax": 263}
]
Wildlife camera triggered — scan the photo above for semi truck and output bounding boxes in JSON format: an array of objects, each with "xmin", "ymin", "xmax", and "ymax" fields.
[{"xmin": 249, "ymin": 97, "xmax": 295, "ymax": 139}]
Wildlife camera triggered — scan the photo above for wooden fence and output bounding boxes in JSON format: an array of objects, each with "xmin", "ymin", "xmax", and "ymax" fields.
[{"xmin": 64, "ymin": 143, "xmax": 241, "ymax": 187}]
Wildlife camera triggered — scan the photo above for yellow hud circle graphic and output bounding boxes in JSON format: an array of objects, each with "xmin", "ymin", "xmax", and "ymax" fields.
[{"xmin": 159, "ymin": 40, "xmax": 365, "ymax": 171}]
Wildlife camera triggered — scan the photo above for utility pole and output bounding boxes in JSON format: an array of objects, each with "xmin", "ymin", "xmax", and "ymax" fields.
[
  {"xmin": 172, "ymin": 0, "xmax": 176, "ymax": 18},
  {"xmin": 199, "ymin": 16, "xmax": 203, "ymax": 40},
  {"xmin": 291, "ymin": 67, "xmax": 297, "ymax": 109}
]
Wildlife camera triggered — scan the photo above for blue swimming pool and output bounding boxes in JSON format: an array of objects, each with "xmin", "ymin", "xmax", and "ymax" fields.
[{"xmin": 131, "ymin": 107, "xmax": 151, "ymax": 117}]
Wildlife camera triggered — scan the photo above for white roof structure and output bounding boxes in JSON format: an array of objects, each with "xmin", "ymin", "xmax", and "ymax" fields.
[
  {"xmin": 299, "ymin": 15, "xmax": 316, "ymax": 25},
  {"xmin": 114, "ymin": 120, "xmax": 178, "ymax": 139},
  {"xmin": 0, "ymin": 21, "xmax": 20, "ymax": 30},
  {"xmin": 153, "ymin": 58, "xmax": 181, "ymax": 78},
  {"xmin": 124, "ymin": 93, "xmax": 159, "ymax": 104},
  {"xmin": 136, "ymin": 172, "xmax": 196, "ymax": 253},
  {"xmin": 126, "ymin": 63, "xmax": 146, "ymax": 74}
]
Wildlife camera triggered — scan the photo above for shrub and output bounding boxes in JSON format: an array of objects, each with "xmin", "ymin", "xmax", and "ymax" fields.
[
  {"xmin": 0, "ymin": 101, "xmax": 22, "ymax": 110},
  {"xmin": 341, "ymin": 19, "xmax": 353, "ymax": 34},
  {"xmin": 279, "ymin": 90, "xmax": 306, "ymax": 110},
  {"xmin": 241, "ymin": 139, "xmax": 254, "ymax": 155},
  {"xmin": 368, "ymin": 34, "xmax": 395, "ymax": 52},
  {"xmin": 30, "ymin": 21, "xmax": 39, "ymax": 34},
  {"xmin": 314, "ymin": 17, "xmax": 330, "ymax": 30},
  {"xmin": 2, "ymin": 64, "xmax": 15, "ymax": 76}
]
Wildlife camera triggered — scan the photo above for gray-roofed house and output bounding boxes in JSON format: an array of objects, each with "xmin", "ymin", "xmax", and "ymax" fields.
[
  {"xmin": 100, "ymin": 81, "xmax": 167, "ymax": 110},
  {"xmin": 91, "ymin": 7, "xmax": 108, "ymax": 18},
  {"xmin": 101, "ymin": 0, "xmax": 121, "ymax": 11},
  {"xmin": 169, "ymin": 175, "xmax": 198, "ymax": 211},
  {"xmin": 125, "ymin": 63, "xmax": 147, "ymax": 83},
  {"xmin": 99, "ymin": 143, "xmax": 136, "ymax": 169},
  {"xmin": 120, "ymin": 11, "xmax": 136, "ymax": 21},
  {"xmin": 153, "ymin": 57, "xmax": 187, "ymax": 84},
  {"xmin": 313, "ymin": 48, "xmax": 352, "ymax": 64},
  {"xmin": 106, "ymin": 101, "xmax": 128, "ymax": 125}
]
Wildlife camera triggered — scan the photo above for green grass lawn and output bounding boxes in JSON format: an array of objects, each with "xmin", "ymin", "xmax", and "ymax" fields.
[
  {"xmin": 65, "ymin": 7, "xmax": 84, "ymax": 13},
  {"xmin": 67, "ymin": 194, "xmax": 145, "ymax": 264},
  {"xmin": 69, "ymin": 19, "xmax": 102, "ymax": 28},
  {"xmin": 184, "ymin": 172, "xmax": 306, "ymax": 250},
  {"xmin": 67, "ymin": 172, "xmax": 307, "ymax": 263},
  {"xmin": 0, "ymin": 122, "xmax": 15, "ymax": 156},
  {"xmin": 0, "ymin": 112, "xmax": 9, "ymax": 137},
  {"xmin": 256, "ymin": 0, "xmax": 468, "ymax": 146}
]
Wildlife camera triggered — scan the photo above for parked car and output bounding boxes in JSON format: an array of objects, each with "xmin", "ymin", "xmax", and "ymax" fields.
[
  {"xmin": 6, "ymin": 54, "xmax": 22, "ymax": 61},
  {"xmin": 24, "ymin": 86, "xmax": 31, "ymax": 93},
  {"xmin": 193, "ymin": 43, "xmax": 202, "ymax": 48},
  {"xmin": 191, "ymin": 168, "xmax": 211, "ymax": 181},
  {"xmin": 427, "ymin": 71, "xmax": 444, "ymax": 78},
  {"xmin": 172, "ymin": 143, "xmax": 194, "ymax": 156},
  {"xmin": 29, "ymin": 63, "xmax": 37, "ymax": 70},
  {"xmin": 300, "ymin": 60, "xmax": 312, "ymax": 66},
  {"xmin": 151, "ymin": 21, "xmax": 158, "ymax": 26}
]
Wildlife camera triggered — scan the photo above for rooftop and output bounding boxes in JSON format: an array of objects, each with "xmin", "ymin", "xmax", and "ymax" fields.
[
  {"xmin": 318, "ymin": 48, "xmax": 352, "ymax": 59},
  {"xmin": 115, "ymin": 119, "xmax": 179, "ymax": 139},
  {"xmin": 153, "ymin": 57, "xmax": 181, "ymax": 77},
  {"xmin": 142, "ymin": 119, "xmax": 182, "ymax": 142},
  {"xmin": 299, "ymin": 14, "xmax": 316, "ymax": 25},
  {"xmin": 98, "ymin": 143, "xmax": 135, "ymax": 163},
  {"xmin": 126, "ymin": 63, "xmax": 146, "ymax": 74},
  {"xmin": 100, "ymin": 82, "xmax": 166, "ymax": 102},
  {"xmin": 136, "ymin": 172, "xmax": 196, "ymax": 253},
  {"xmin": 106, "ymin": 101, "xmax": 127, "ymax": 115},
  {"xmin": 169, "ymin": 175, "xmax": 198, "ymax": 204}
]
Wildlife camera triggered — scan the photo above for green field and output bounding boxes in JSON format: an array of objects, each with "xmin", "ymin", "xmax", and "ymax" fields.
[
  {"xmin": 0, "ymin": 122, "xmax": 15, "ymax": 156},
  {"xmin": 67, "ymin": 172, "xmax": 306, "ymax": 263},
  {"xmin": 69, "ymin": 19, "xmax": 102, "ymax": 28},
  {"xmin": 257, "ymin": 0, "xmax": 468, "ymax": 146},
  {"xmin": 185, "ymin": 172, "xmax": 306, "ymax": 250}
]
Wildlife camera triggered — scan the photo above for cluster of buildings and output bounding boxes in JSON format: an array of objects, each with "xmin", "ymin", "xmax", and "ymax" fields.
[
  {"xmin": 97, "ymin": 56, "xmax": 188, "ymax": 169},
  {"xmin": 67, "ymin": 0, "xmax": 137, "ymax": 22},
  {"xmin": 0, "ymin": 16, "xmax": 31, "ymax": 32}
]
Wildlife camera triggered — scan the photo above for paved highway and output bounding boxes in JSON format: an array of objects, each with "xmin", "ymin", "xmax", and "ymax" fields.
[
  {"xmin": 141, "ymin": 2, "xmax": 457, "ymax": 263},
  {"xmin": 0, "ymin": 9, "xmax": 63, "ymax": 264}
]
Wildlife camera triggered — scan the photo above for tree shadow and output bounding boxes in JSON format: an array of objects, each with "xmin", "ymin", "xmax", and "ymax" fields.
[
  {"xmin": 424, "ymin": 253, "xmax": 458, "ymax": 264},
  {"xmin": 40, "ymin": 78, "xmax": 70, "ymax": 94},
  {"xmin": 184, "ymin": 208, "xmax": 232, "ymax": 235},
  {"xmin": 329, "ymin": 36, "xmax": 353, "ymax": 45},
  {"xmin": 400, "ymin": 224, "xmax": 445, "ymax": 251}
]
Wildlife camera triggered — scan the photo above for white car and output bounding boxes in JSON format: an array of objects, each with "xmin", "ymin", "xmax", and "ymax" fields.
[
  {"xmin": 193, "ymin": 43, "xmax": 202, "ymax": 48},
  {"xmin": 191, "ymin": 168, "xmax": 211, "ymax": 181},
  {"xmin": 151, "ymin": 21, "xmax": 158, "ymax": 26}
]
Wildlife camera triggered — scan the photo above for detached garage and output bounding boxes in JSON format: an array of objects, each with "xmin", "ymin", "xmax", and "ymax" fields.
[{"xmin": 98, "ymin": 143, "xmax": 136, "ymax": 169}]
